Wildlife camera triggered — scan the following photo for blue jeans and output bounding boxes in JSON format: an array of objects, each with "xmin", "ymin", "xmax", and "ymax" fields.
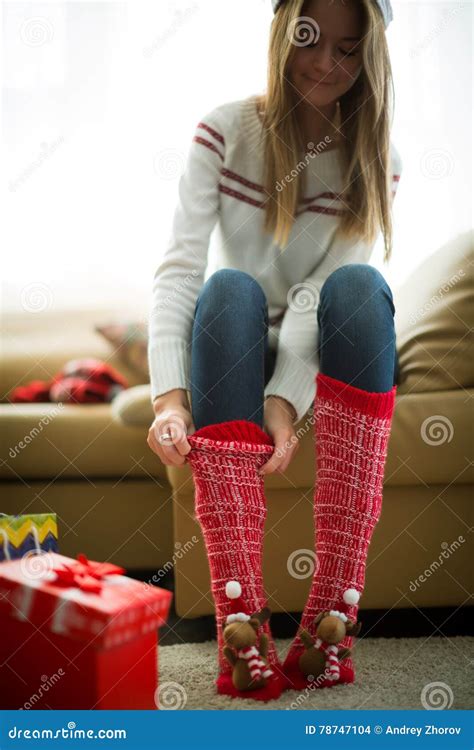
[{"xmin": 190, "ymin": 266, "xmax": 399, "ymax": 430}]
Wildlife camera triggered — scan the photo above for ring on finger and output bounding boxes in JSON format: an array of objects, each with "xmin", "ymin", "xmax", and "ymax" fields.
[{"xmin": 158, "ymin": 432, "xmax": 173, "ymax": 445}]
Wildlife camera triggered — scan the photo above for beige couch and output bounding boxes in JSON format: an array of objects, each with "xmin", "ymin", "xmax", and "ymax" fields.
[
  {"xmin": 2, "ymin": 232, "xmax": 473, "ymax": 620},
  {"xmin": 0, "ymin": 306, "xmax": 174, "ymax": 570}
]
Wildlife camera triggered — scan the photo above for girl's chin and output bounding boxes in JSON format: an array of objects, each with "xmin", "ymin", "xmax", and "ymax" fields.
[
  {"xmin": 301, "ymin": 88, "xmax": 338, "ymax": 106},
  {"xmin": 299, "ymin": 78, "xmax": 336, "ymax": 98}
]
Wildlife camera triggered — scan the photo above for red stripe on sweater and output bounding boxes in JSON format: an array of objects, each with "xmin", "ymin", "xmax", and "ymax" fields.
[
  {"xmin": 219, "ymin": 184, "xmax": 345, "ymax": 216},
  {"xmin": 221, "ymin": 174, "xmax": 343, "ymax": 209},
  {"xmin": 297, "ymin": 204, "xmax": 346, "ymax": 217},
  {"xmin": 301, "ymin": 191, "xmax": 340, "ymax": 204},
  {"xmin": 221, "ymin": 168, "xmax": 265, "ymax": 194},
  {"xmin": 193, "ymin": 136, "xmax": 224, "ymax": 161},
  {"xmin": 218, "ymin": 177, "xmax": 399, "ymax": 215},
  {"xmin": 197, "ymin": 122, "xmax": 225, "ymax": 146},
  {"xmin": 219, "ymin": 184, "xmax": 264, "ymax": 209},
  {"xmin": 302, "ymin": 175, "xmax": 399, "ymax": 207}
]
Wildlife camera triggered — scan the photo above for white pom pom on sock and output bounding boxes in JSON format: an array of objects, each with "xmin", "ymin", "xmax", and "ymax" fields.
[{"xmin": 226, "ymin": 581, "xmax": 242, "ymax": 599}]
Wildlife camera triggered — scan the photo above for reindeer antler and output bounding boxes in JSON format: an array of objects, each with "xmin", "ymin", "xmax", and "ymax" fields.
[{"xmin": 249, "ymin": 606, "xmax": 271, "ymax": 626}]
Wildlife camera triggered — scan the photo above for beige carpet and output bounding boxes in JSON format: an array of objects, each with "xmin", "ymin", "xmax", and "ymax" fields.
[{"xmin": 158, "ymin": 636, "xmax": 474, "ymax": 710}]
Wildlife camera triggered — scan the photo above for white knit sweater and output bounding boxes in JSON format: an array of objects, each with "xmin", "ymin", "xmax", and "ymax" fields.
[{"xmin": 148, "ymin": 94, "xmax": 402, "ymax": 424}]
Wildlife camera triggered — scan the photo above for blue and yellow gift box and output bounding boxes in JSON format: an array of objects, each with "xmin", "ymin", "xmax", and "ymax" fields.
[{"xmin": 0, "ymin": 513, "xmax": 58, "ymax": 561}]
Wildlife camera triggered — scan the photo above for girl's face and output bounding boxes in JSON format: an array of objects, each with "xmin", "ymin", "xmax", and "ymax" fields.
[{"xmin": 287, "ymin": 0, "xmax": 364, "ymax": 107}]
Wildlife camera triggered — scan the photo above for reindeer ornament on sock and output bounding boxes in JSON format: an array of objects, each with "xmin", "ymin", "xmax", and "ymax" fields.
[
  {"xmin": 222, "ymin": 581, "xmax": 275, "ymax": 692},
  {"xmin": 298, "ymin": 589, "xmax": 362, "ymax": 684}
]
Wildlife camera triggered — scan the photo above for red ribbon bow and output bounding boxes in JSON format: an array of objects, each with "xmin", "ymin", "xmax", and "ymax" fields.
[{"xmin": 52, "ymin": 553, "xmax": 125, "ymax": 593}]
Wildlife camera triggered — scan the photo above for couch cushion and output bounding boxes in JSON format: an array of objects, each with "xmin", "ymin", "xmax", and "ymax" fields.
[
  {"xmin": 96, "ymin": 321, "xmax": 148, "ymax": 380},
  {"xmin": 111, "ymin": 384, "xmax": 155, "ymax": 427},
  {"xmin": 394, "ymin": 230, "xmax": 473, "ymax": 393},
  {"xmin": 0, "ymin": 403, "xmax": 167, "ymax": 481}
]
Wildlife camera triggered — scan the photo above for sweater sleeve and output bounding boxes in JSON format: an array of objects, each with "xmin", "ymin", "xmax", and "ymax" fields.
[
  {"xmin": 148, "ymin": 109, "xmax": 225, "ymax": 403},
  {"xmin": 264, "ymin": 143, "xmax": 403, "ymax": 425}
]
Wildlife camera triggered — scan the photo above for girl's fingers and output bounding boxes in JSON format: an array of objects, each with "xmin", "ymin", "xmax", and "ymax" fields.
[
  {"xmin": 275, "ymin": 446, "xmax": 295, "ymax": 474},
  {"xmin": 258, "ymin": 454, "xmax": 279, "ymax": 476},
  {"xmin": 259, "ymin": 445, "xmax": 287, "ymax": 475},
  {"xmin": 161, "ymin": 441, "xmax": 186, "ymax": 466},
  {"xmin": 277, "ymin": 451, "xmax": 294, "ymax": 474},
  {"xmin": 147, "ymin": 427, "xmax": 185, "ymax": 467},
  {"xmin": 155, "ymin": 418, "xmax": 188, "ymax": 464},
  {"xmin": 260, "ymin": 435, "xmax": 298, "ymax": 475},
  {"xmin": 147, "ymin": 430, "xmax": 167, "ymax": 464},
  {"xmin": 169, "ymin": 422, "xmax": 192, "ymax": 457},
  {"xmin": 277, "ymin": 439, "xmax": 299, "ymax": 473}
]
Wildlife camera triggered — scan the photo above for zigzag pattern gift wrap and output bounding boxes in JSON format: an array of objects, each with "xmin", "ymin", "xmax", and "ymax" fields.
[{"xmin": 0, "ymin": 513, "xmax": 58, "ymax": 561}]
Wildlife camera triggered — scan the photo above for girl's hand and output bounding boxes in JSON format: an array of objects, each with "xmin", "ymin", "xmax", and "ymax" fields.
[
  {"xmin": 147, "ymin": 389, "xmax": 195, "ymax": 467},
  {"xmin": 259, "ymin": 395, "xmax": 299, "ymax": 476}
]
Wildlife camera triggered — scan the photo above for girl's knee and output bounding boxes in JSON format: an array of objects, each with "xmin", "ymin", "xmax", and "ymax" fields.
[
  {"xmin": 321, "ymin": 264, "xmax": 391, "ymax": 301},
  {"xmin": 196, "ymin": 268, "xmax": 266, "ymax": 316},
  {"xmin": 319, "ymin": 264, "xmax": 394, "ymax": 321},
  {"xmin": 322, "ymin": 263, "xmax": 386, "ymax": 292}
]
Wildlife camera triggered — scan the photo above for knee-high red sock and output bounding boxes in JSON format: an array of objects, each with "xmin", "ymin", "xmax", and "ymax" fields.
[
  {"xmin": 283, "ymin": 373, "xmax": 397, "ymax": 690},
  {"xmin": 186, "ymin": 419, "xmax": 284, "ymax": 701}
]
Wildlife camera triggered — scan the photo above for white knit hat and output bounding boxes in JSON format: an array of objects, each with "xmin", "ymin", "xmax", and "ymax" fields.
[{"xmin": 271, "ymin": 0, "xmax": 393, "ymax": 29}]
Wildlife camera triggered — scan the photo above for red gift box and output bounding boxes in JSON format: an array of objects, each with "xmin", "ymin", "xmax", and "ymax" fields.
[{"xmin": 0, "ymin": 552, "xmax": 172, "ymax": 709}]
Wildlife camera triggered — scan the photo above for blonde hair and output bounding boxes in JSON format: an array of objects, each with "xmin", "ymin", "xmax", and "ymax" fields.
[{"xmin": 259, "ymin": 0, "xmax": 395, "ymax": 262}]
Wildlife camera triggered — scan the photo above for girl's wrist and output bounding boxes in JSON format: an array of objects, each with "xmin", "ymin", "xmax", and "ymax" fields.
[
  {"xmin": 265, "ymin": 394, "xmax": 297, "ymax": 423},
  {"xmin": 153, "ymin": 389, "xmax": 189, "ymax": 414}
]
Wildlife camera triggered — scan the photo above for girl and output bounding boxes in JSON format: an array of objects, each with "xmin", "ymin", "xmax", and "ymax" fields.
[{"xmin": 147, "ymin": 0, "xmax": 402, "ymax": 701}]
